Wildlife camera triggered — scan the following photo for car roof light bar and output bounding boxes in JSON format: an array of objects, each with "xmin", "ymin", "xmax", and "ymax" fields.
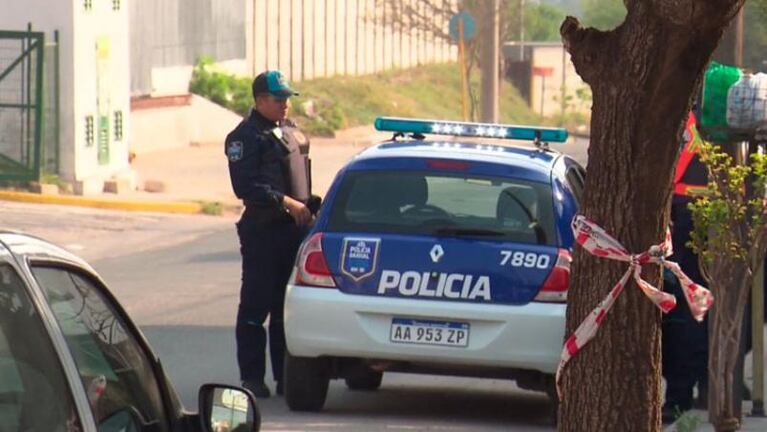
[{"xmin": 374, "ymin": 117, "xmax": 569, "ymax": 143}]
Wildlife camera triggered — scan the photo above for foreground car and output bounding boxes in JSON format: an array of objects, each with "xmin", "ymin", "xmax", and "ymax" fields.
[
  {"xmin": 0, "ymin": 231, "xmax": 259, "ymax": 431},
  {"xmin": 283, "ymin": 117, "xmax": 586, "ymax": 411}
]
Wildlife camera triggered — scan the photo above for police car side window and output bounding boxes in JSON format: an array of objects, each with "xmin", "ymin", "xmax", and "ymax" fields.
[
  {"xmin": 565, "ymin": 167, "xmax": 585, "ymax": 205},
  {"xmin": 32, "ymin": 266, "xmax": 169, "ymax": 432}
]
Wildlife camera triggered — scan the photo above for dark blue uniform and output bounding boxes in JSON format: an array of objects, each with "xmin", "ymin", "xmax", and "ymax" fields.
[
  {"xmin": 226, "ymin": 109, "xmax": 306, "ymax": 389},
  {"xmin": 662, "ymin": 118, "xmax": 709, "ymax": 420},
  {"xmin": 662, "ymin": 201, "xmax": 708, "ymax": 414}
]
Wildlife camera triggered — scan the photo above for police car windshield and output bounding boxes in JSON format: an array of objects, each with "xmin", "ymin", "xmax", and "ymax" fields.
[{"xmin": 326, "ymin": 170, "xmax": 557, "ymax": 245}]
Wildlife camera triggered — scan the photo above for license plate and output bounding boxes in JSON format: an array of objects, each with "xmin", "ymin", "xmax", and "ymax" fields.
[{"xmin": 390, "ymin": 318, "xmax": 469, "ymax": 348}]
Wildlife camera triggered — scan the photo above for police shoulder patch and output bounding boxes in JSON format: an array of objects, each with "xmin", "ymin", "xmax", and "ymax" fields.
[{"xmin": 226, "ymin": 141, "xmax": 244, "ymax": 162}]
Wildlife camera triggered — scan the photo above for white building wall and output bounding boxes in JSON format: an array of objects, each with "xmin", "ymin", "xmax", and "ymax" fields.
[
  {"xmin": 313, "ymin": 1, "xmax": 326, "ymax": 78},
  {"xmin": 238, "ymin": 0, "xmax": 457, "ymax": 85},
  {"xmin": 265, "ymin": 0, "xmax": 279, "ymax": 70},
  {"xmin": 71, "ymin": 0, "xmax": 131, "ymax": 194},
  {"xmin": 290, "ymin": 0, "xmax": 303, "ymax": 81}
]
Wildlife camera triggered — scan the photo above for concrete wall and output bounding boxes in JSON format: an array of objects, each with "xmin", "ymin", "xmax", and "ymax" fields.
[
  {"xmin": 503, "ymin": 42, "xmax": 591, "ymax": 120},
  {"xmin": 530, "ymin": 44, "xmax": 590, "ymax": 119},
  {"xmin": 136, "ymin": 0, "xmax": 457, "ymax": 97},
  {"xmin": 0, "ymin": 0, "xmax": 131, "ymax": 194},
  {"xmin": 130, "ymin": 94, "xmax": 241, "ymax": 154},
  {"xmin": 130, "ymin": 0, "xmax": 247, "ymax": 96}
]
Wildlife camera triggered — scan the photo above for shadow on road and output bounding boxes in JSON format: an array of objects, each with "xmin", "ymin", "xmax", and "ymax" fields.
[{"xmin": 141, "ymin": 325, "xmax": 556, "ymax": 432}]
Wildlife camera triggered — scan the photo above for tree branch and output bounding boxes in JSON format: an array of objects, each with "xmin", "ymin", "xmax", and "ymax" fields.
[{"xmin": 560, "ymin": 16, "xmax": 611, "ymax": 85}]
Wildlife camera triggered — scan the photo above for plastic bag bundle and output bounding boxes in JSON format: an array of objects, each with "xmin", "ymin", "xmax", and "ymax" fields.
[
  {"xmin": 726, "ymin": 73, "xmax": 767, "ymax": 130},
  {"xmin": 700, "ymin": 62, "xmax": 742, "ymax": 134},
  {"xmin": 699, "ymin": 62, "xmax": 767, "ymax": 141}
]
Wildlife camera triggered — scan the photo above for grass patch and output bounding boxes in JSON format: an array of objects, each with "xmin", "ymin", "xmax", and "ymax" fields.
[
  {"xmin": 673, "ymin": 410, "xmax": 703, "ymax": 432},
  {"xmin": 197, "ymin": 201, "xmax": 224, "ymax": 216},
  {"xmin": 291, "ymin": 63, "xmax": 542, "ymax": 135},
  {"xmin": 190, "ymin": 60, "xmax": 544, "ymax": 137},
  {"xmin": 40, "ymin": 173, "xmax": 72, "ymax": 194}
]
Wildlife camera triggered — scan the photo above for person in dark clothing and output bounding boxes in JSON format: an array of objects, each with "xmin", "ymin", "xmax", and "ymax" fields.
[
  {"xmin": 662, "ymin": 203, "xmax": 709, "ymax": 423},
  {"xmin": 225, "ymin": 70, "xmax": 313, "ymax": 398},
  {"xmin": 662, "ymin": 112, "xmax": 709, "ymax": 423}
]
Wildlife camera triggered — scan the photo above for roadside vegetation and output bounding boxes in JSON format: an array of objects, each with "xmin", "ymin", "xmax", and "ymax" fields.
[{"xmin": 190, "ymin": 59, "xmax": 548, "ymax": 137}]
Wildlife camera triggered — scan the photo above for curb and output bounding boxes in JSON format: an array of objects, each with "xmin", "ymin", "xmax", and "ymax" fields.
[{"xmin": 0, "ymin": 191, "xmax": 202, "ymax": 214}]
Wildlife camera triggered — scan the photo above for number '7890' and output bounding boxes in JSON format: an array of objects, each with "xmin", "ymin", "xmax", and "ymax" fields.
[{"xmin": 499, "ymin": 251, "xmax": 551, "ymax": 269}]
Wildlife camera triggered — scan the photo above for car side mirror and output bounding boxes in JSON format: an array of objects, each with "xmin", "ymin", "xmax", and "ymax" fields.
[{"xmin": 198, "ymin": 383, "xmax": 260, "ymax": 432}]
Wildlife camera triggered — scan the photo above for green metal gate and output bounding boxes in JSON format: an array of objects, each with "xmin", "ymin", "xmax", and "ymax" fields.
[{"xmin": 0, "ymin": 31, "xmax": 45, "ymax": 181}]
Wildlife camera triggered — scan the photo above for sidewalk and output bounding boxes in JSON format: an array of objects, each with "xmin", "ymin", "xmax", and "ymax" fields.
[
  {"xmin": 665, "ymin": 338, "xmax": 767, "ymax": 432},
  {"xmin": 665, "ymin": 402, "xmax": 767, "ymax": 432},
  {"xmin": 0, "ymin": 125, "xmax": 390, "ymax": 215}
]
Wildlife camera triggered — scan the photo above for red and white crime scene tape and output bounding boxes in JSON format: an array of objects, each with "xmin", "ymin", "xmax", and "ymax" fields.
[{"xmin": 555, "ymin": 215, "xmax": 714, "ymax": 398}]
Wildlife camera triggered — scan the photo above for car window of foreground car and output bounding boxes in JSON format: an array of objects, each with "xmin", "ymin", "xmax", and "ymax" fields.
[
  {"xmin": 32, "ymin": 265, "xmax": 170, "ymax": 432},
  {"xmin": 0, "ymin": 263, "xmax": 81, "ymax": 432}
]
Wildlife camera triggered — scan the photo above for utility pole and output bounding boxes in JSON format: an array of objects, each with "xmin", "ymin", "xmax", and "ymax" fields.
[
  {"xmin": 734, "ymin": 7, "xmax": 744, "ymax": 67},
  {"xmin": 713, "ymin": 7, "xmax": 744, "ymax": 66},
  {"xmin": 480, "ymin": 0, "xmax": 500, "ymax": 123}
]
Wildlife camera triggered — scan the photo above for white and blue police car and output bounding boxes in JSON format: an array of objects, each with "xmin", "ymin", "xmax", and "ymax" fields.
[{"xmin": 283, "ymin": 117, "xmax": 586, "ymax": 412}]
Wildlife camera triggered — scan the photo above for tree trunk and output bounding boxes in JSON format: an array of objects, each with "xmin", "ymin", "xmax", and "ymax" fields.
[
  {"xmin": 558, "ymin": 2, "xmax": 744, "ymax": 431},
  {"xmin": 708, "ymin": 264, "xmax": 752, "ymax": 431}
]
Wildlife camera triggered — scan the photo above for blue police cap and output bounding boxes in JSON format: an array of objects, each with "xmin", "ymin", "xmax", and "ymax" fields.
[{"xmin": 252, "ymin": 70, "xmax": 299, "ymax": 100}]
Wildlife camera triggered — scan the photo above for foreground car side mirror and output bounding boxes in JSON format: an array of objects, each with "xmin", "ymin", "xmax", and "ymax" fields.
[{"xmin": 198, "ymin": 383, "xmax": 260, "ymax": 432}]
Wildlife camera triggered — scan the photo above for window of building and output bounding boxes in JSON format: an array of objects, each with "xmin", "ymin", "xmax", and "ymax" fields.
[
  {"xmin": 114, "ymin": 111, "xmax": 123, "ymax": 141},
  {"xmin": 85, "ymin": 116, "xmax": 94, "ymax": 147}
]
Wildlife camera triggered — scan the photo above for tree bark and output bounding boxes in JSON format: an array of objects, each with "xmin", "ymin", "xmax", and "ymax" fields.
[
  {"xmin": 558, "ymin": 1, "xmax": 744, "ymax": 431},
  {"xmin": 708, "ymin": 268, "xmax": 751, "ymax": 431}
]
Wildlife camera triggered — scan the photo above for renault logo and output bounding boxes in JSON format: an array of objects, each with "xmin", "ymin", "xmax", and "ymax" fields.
[{"xmin": 430, "ymin": 245, "xmax": 444, "ymax": 263}]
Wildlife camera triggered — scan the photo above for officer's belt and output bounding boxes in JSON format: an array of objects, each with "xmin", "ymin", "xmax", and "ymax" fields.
[{"xmin": 243, "ymin": 203, "xmax": 292, "ymax": 224}]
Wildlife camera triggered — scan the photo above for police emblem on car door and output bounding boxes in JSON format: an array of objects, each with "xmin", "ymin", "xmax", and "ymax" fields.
[{"xmin": 340, "ymin": 237, "xmax": 380, "ymax": 282}]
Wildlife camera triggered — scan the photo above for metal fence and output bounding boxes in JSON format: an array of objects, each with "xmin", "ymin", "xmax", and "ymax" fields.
[
  {"xmin": 41, "ymin": 31, "xmax": 59, "ymax": 176},
  {"xmin": 0, "ymin": 30, "xmax": 43, "ymax": 181},
  {"xmin": 248, "ymin": 0, "xmax": 456, "ymax": 82},
  {"xmin": 130, "ymin": 0, "xmax": 457, "ymax": 96},
  {"xmin": 130, "ymin": 0, "xmax": 247, "ymax": 95},
  {"xmin": 0, "ymin": 29, "xmax": 59, "ymax": 181}
]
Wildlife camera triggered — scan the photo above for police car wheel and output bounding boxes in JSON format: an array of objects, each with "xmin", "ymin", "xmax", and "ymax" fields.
[
  {"xmin": 344, "ymin": 370, "xmax": 383, "ymax": 391},
  {"xmin": 284, "ymin": 352, "xmax": 329, "ymax": 412}
]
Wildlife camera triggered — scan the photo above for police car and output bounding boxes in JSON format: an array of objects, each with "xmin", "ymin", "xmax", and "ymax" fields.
[{"xmin": 283, "ymin": 117, "xmax": 585, "ymax": 411}]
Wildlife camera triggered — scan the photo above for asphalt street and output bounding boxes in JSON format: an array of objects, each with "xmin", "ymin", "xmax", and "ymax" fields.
[{"xmin": 1, "ymin": 200, "xmax": 557, "ymax": 431}]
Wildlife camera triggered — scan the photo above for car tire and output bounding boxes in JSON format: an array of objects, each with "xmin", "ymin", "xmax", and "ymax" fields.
[
  {"xmin": 284, "ymin": 352, "xmax": 329, "ymax": 412},
  {"xmin": 344, "ymin": 370, "xmax": 383, "ymax": 391}
]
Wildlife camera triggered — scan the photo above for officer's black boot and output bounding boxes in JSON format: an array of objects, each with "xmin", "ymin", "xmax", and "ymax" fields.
[{"xmin": 242, "ymin": 380, "xmax": 271, "ymax": 398}]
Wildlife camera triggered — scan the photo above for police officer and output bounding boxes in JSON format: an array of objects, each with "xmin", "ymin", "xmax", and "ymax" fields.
[{"xmin": 225, "ymin": 70, "xmax": 313, "ymax": 398}]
